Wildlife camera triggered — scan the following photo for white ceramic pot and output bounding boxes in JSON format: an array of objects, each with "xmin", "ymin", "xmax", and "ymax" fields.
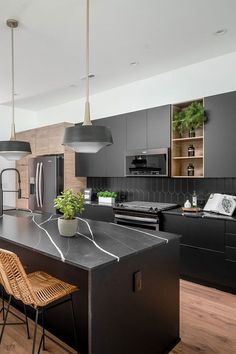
[
  {"xmin": 58, "ymin": 217, "xmax": 79, "ymax": 237},
  {"xmin": 98, "ymin": 196, "xmax": 115, "ymax": 205}
]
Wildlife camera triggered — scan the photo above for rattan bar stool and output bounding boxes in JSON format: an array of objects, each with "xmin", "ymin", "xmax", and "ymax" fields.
[{"xmin": 0, "ymin": 249, "xmax": 79, "ymax": 354}]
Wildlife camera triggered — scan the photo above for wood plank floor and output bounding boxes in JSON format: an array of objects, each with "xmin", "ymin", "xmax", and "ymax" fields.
[{"xmin": 0, "ymin": 280, "xmax": 235, "ymax": 353}]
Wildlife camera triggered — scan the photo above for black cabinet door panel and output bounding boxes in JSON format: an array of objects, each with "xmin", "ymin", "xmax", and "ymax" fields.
[
  {"xmin": 181, "ymin": 245, "xmax": 225, "ymax": 284},
  {"xmin": 161, "ymin": 214, "xmax": 225, "ymax": 251},
  {"xmin": 147, "ymin": 105, "xmax": 171, "ymax": 149},
  {"xmin": 205, "ymin": 91, "xmax": 236, "ymax": 177},
  {"xmin": 126, "ymin": 110, "xmax": 147, "ymax": 150},
  {"xmin": 225, "ymin": 221, "xmax": 236, "ymax": 235}
]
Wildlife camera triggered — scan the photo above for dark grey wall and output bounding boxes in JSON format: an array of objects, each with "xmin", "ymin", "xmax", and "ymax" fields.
[{"xmin": 87, "ymin": 177, "xmax": 236, "ymax": 207}]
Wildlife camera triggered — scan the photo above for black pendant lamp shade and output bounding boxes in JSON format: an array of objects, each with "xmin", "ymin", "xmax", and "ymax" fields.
[
  {"xmin": 0, "ymin": 19, "xmax": 31, "ymax": 161},
  {"xmin": 0, "ymin": 141, "xmax": 31, "ymax": 161},
  {"xmin": 63, "ymin": 125, "xmax": 113, "ymax": 153},
  {"xmin": 63, "ymin": 0, "xmax": 113, "ymax": 154}
]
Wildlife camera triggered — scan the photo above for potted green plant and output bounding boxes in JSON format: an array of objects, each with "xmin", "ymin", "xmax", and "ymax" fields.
[
  {"xmin": 97, "ymin": 191, "xmax": 117, "ymax": 205},
  {"xmin": 54, "ymin": 189, "xmax": 85, "ymax": 237},
  {"xmin": 173, "ymin": 102, "xmax": 206, "ymax": 137}
]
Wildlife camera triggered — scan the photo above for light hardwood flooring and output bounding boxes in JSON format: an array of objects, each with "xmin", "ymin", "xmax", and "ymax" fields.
[{"xmin": 0, "ymin": 280, "xmax": 235, "ymax": 353}]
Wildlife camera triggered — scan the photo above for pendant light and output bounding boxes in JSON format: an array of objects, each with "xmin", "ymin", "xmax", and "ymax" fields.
[
  {"xmin": 0, "ymin": 19, "xmax": 31, "ymax": 161},
  {"xmin": 63, "ymin": 0, "xmax": 113, "ymax": 153}
]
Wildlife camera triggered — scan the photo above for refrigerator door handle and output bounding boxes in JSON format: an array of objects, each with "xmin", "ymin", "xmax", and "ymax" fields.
[
  {"xmin": 35, "ymin": 163, "xmax": 40, "ymax": 208},
  {"xmin": 39, "ymin": 162, "xmax": 43, "ymax": 208}
]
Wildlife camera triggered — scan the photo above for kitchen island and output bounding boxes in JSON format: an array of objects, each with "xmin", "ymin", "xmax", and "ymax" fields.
[{"xmin": 0, "ymin": 211, "xmax": 180, "ymax": 354}]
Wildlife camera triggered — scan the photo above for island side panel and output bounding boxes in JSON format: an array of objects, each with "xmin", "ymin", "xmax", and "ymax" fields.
[
  {"xmin": 0, "ymin": 239, "xmax": 89, "ymax": 354},
  {"xmin": 89, "ymin": 238, "xmax": 180, "ymax": 354}
]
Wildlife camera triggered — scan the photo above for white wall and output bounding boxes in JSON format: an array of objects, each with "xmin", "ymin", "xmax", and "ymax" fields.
[
  {"xmin": 0, "ymin": 106, "xmax": 37, "ymax": 207},
  {"xmin": 36, "ymin": 51, "xmax": 236, "ymax": 126}
]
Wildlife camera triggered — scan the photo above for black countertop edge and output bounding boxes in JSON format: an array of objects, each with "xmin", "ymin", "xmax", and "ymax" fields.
[{"xmin": 161, "ymin": 207, "xmax": 236, "ymax": 222}]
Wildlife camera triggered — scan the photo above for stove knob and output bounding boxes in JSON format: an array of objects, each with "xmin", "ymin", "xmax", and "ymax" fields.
[
  {"xmin": 120, "ymin": 204, "xmax": 124, "ymax": 207},
  {"xmin": 149, "ymin": 207, "xmax": 153, "ymax": 211},
  {"xmin": 155, "ymin": 208, "xmax": 158, "ymax": 212}
]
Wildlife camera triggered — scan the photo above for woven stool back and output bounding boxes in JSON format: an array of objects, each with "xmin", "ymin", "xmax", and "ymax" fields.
[{"xmin": 0, "ymin": 249, "xmax": 37, "ymax": 306}]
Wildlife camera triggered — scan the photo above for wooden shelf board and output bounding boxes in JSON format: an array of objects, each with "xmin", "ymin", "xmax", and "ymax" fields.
[
  {"xmin": 172, "ymin": 136, "xmax": 204, "ymax": 142},
  {"xmin": 173, "ymin": 156, "xmax": 203, "ymax": 160},
  {"xmin": 172, "ymin": 175, "xmax": 204, "ymax": 178}
]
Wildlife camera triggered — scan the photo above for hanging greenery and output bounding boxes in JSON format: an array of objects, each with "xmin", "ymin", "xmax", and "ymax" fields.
[{"xmin": 173, "ymin": 102, "xmax": 207, "ymax": 136}]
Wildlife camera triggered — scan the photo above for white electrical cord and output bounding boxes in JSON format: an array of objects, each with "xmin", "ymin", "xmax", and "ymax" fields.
[
  {"xmin": 26, "ymin": 209, "xmax": 65, "ymax": 262},
  {"xmin": 110, "ymin": 223, "xmax": 169, "ymax": 243}
]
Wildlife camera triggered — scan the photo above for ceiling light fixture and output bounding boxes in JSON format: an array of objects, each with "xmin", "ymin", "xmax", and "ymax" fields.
[
  {"xmin": 214, "ymin": 28, "xmax": 227, "ymax": 36},
  {"xmin": 130, "ymin": 61, "xmax": 139, "ymax": 66},
  {"xmin": 63, "ymin": 0, "xmax": 113, "ymax": 153},
  {"xmin": 0, "ymin": 19, "xmax": 31, "ymax": 161}
]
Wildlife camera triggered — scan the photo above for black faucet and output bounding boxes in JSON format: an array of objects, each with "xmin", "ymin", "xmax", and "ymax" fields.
[{"xmin": 0, "ymin": 168, "xmax": 22, "ymax": 216}]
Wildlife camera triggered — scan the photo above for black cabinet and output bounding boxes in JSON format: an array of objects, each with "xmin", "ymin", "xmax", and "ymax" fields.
[
  {"xmin": 161, "ymin": 213, "xmax": 236, "ymax": 291},
  {"xmin": 147, "ymin": 105, "xmax": 171, "ymax": 149},
  {"xmin": 76, "ymin": 115, "xmax": 126, "ymax": 177},
  {"xmin": 126, "ymin": 110, "xmax": 147, "ymax": 150},
  {"xmin": 126, "ymin": 106, "xmax": 171, "ymax": 151},
  {"xmin": 204, "ymin": 91, "xmax": 236, "ymax": 177}
]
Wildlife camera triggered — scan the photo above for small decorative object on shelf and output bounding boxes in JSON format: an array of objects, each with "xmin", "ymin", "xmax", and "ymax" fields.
[
  {"xmin": 54, "ymin": 189, "xmax": 85, "ymax": 237},
  {"xmin": 188, "ymin": 144, "xmax": 195, "ymax": 157},
  {"xmin": 187, "ymin": 163, "xmax": 195, "ymax": 176},
  {"xmin": 189, "ymin": 129, "xmax": 195, "ymax": 138},
  {"xmin": 97, "ymin": 190, "xmax": 117, "ymax": 205},
  {"xmin": 192, "ymin": 191, "xmax": 198, "ymax": 207},
  {"xmin": 184, "ymin": 199, "xmax": 192, "ymax": 208}
]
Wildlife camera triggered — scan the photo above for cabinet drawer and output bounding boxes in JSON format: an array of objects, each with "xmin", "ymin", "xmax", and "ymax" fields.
[
  {"xmin": 225, "ymin": 246, "xmax": 236, "ymax": 262},
  {"xmin": 225, "ymin": 233, "xmax": 236, "ymax": 247},
  {"xmin": 180, "ymin": 245, "xmax": 224, "ymax": 284},
  {"xmin": 225, "ymin": 221, "xmax": 236, "ymax": 235},
  {"xmin": 161, "ymin": 214, "xmax": 225, "ymax": 251}
]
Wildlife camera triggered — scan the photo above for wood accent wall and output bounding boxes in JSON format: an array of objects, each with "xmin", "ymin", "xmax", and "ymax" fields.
[{"xmin": 15, "ymin": 122, "xmax": 86, "ymax": 209}]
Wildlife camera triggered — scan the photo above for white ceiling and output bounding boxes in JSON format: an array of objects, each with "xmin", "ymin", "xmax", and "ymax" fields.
[{"xmin": 0, "ymin": 0, "xmax": 236, "ymax": 111}]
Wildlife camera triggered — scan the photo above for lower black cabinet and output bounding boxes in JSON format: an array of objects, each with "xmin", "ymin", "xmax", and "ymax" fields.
[{"xmin": 161, "ymin": 213, "xmax": 236, "ymax": 292}]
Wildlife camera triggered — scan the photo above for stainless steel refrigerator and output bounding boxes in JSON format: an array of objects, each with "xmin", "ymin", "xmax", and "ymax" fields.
[{"xmin": 28, "ymin": 155, "xmax": 64, "ymax": 213}]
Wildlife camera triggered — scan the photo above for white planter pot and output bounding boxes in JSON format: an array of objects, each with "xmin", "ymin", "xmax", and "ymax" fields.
[
  {"xmin": 98, "ymin": 196, "xmax": 115, "ymax": 205},
  {"xmin": 58, "ymin": 217, "xmax": 79, "ymax": 237}
]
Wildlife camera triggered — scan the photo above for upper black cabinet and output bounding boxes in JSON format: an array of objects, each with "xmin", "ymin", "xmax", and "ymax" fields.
[
  {"xmin": 126, "ymin": 110, "xmax": 147, "ymax": 150},
  {"xmin": 126, "ymin": 105, "xmax": 171, "ymax": 151},
  {"xmin": 204, "ymin": 91, "xmax": 236, "ymax": 177},
  {"xmin": 147, "ymin": 106, "xmax": 171, "ymax": 149}
]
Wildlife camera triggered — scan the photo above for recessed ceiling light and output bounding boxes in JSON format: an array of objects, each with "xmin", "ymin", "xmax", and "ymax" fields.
[
  {"xmin": 130, "ymin": 61, "xmax": 139, "ymax": 66},
  {"xmin": 69, "ymin": 84, "xmax": 77, "ymax": 88},
  {"xmin": 214, "ymin": 28, "xmax": 227, "ymax": 36},
  {"xmin": 80, "ymin": 74, "xmax": 95, "ymax": 80}
]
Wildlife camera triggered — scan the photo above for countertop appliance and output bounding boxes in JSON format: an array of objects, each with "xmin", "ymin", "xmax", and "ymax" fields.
[
  {"xmin": 203, "ymin": 193, "xmax": 236, "ymax": 216},
  {"xmin": 29, "ymin": 155, "xmax": 64, "ymax": 213},
  {"xmin": 114, "ymin": 201, "xmax": 178, "ymax": 230},
  {"xmin": 125, "ymin": 148, "xmax": 169, "ymax": 177}
]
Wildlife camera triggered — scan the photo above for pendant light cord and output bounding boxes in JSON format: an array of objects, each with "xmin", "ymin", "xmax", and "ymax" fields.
[
  {"xmin": 83, "ymin": 0, "xmax": 92, "ymax": 126},
  {"xmin": 10, "ymin": 26, "xmax": 16, "ymax": 140}
]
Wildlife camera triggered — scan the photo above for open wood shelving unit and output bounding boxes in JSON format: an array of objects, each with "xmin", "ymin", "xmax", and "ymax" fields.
[{"xmin": 171, "ymin": 99, "xmax": 205, "ymax": 178}]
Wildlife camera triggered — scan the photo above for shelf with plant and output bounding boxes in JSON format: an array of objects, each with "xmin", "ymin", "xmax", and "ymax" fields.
[{"xmin": 171, "ymin": 100, "xmax": 206, "ymax": 178}]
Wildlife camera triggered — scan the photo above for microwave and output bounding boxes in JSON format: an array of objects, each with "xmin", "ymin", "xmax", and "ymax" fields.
[{"xmin": 125, "ymin": 148, "xmax": 169, "ymax": 177}]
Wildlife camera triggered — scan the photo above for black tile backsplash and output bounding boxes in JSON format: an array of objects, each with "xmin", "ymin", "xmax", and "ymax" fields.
[{"xmin": 87, "ymin": 177, "xmax": 236, "ymax": 207}]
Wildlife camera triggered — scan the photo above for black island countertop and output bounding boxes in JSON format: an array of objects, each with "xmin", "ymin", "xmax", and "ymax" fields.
[
  {"xmin": 0, "ymin": 211, "xmax": 178, "ymax": 271},
  {"xmin": 162, "ymin": 207, "xmax": 236, "ymax": 222}
]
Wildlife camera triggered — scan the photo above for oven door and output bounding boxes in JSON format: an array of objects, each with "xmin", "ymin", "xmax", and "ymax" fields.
[{"xmin": 114, "ymin": 211, "xmax": 159, "ymax": 231}]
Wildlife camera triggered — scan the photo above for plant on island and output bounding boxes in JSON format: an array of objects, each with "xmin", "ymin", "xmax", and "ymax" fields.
[{"xmin": 54, "ymin": 189, "xmax": 85, "ymax": 220}]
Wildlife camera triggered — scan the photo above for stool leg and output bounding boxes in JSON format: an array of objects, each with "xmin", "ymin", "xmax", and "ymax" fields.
[
  {"xmin": 23, "ymin": 304, "xmax": 30, "ymax": 339},
  {"xmin": 70, "ymin": 294, "xmax": 79, "ymax": 354},
  {"xmin": 0, "ymin": 295, "xmax": 12, "ymax": 344},
  {"xmin": 32, "ymin": 309, "xmax": 39, "ymax": 354},
  {"xmin": 42, "ymin": 308, "xmax": 46, "ymax": 350},
  {"xmin": 1, "ymin": 287, "xmax": 5, "ymax": 321}
]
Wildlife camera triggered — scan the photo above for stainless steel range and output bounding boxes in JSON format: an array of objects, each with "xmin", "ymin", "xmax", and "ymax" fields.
[{"xmin": 114, "ymin": 201, "xmax": 178, "ymax": 230}]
